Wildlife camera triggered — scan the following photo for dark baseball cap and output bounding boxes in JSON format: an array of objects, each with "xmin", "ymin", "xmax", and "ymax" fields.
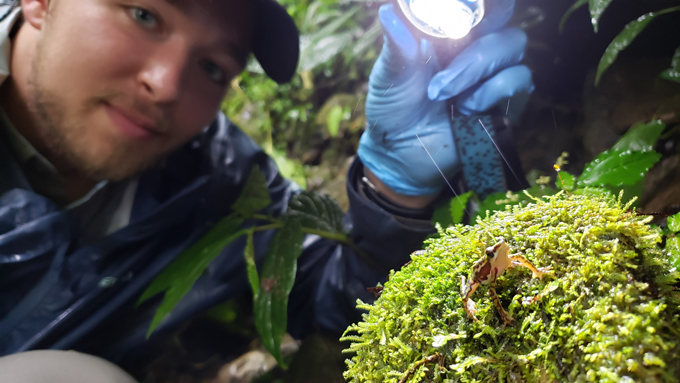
[
  {"xmin": 250, "ymin": 0, "xmax": 300, "ymax": 84},
  {"xmin": 0, "ymin": 0, "xmax": 300, "ymax": 84}
]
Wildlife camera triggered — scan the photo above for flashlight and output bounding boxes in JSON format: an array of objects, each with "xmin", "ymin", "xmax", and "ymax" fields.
[{"xmin": 396, "ymin": 0, "xmax": 485, "ymax": 40}]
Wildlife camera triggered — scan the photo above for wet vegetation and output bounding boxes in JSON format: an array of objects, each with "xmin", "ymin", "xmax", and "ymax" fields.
[
  {"xmin": 137, "ymin": 0, "xmax": 680, "ymax": 381},
  {"xmin": 342, "ymin": 192, "xmax": 680, "ymax": 382}
]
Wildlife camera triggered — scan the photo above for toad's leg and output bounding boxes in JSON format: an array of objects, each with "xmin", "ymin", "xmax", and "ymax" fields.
[
  {"xmin": 509, "ymin": 253, "xmax": 553, "ymax": 280},
  {"xmin": 460, "ymin": 276, "xmax": 480, "ymax": 321},
  {"xmin": 488, "ymin": 285, "xmax": 513, "ymax": 326}
]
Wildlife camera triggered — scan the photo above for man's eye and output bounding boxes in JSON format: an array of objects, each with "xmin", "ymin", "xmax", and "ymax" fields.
[
  {"xmin": 201, "ymin": 60, "xmax": 227, "ymax": 85},
  {"xmin": 129, "ymin": 7, "xmax": 159, "ymax": 29}
]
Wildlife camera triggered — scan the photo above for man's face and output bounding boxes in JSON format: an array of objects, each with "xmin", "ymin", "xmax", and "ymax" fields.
[{"xmin": 29, "ymin": 0, "xmax": 251, "ymax": 180}]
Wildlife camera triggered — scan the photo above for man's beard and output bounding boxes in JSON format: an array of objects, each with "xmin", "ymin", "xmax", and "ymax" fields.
[{"xmin": 28, "ymin": 65, "xmax": 165, "ymax": 182}]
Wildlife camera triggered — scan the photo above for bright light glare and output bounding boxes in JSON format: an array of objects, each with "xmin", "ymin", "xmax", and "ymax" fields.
[{"xmin": 409, "ymin": 0, "xmax": 475, "ymax": 39}]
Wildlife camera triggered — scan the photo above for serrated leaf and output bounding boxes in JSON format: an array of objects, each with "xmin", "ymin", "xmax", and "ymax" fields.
[
  {"xmin": 254, "ymin": 216, "xmax": 305, "ymax": 368},
  {"xmin": 244, "ymin": 229, "xmax": 259, "ymax": 296},
  {"xmin": 578, "ymin": 150, "xmax": 661, "ymax": 187},
  {"xmin": 661, "ymin": 46, "xmax": 680, "ymax": 83},
  {"xmin": 560, "ymin": 0, "xmax": 587, "ymax": 33},
  {"xmin": 232, "ymin": 167, "xmax": 272, "ymax": 217},
  {"xmin": 555, "ymin": 171, "xmax": 576, "ymax": 191},
  {"xmin": 667, "ymin": 237, "xmax": 680, "ymax": 268},
  {"xmin": 141, "ymin": 215, "xmax": 245, "ymax": 337},
  {"xmin": 596, "ymin": 7, "xmax": 680, "ymax": 84},
  {"xmin": 588, "ymin": 0, "xmax": 613, "ymax": 32},
  {"xmin": 450, "ymin": 191, "xmax": 473, "ymax": 225},
  {"xmin": 668, "ymin": 213, "xmax": 680, "ymax": 233},
  {"xmin": 287, "ymin": 191, "xmax": 344, "ymax": 233},
  {"xmin": 612, "ymin": 120, "xmax": 665, "ymax": 152}
]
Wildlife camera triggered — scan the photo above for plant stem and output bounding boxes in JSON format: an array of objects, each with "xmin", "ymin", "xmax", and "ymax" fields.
[
  {"xmin": 252, "ymin": 214, "xmax": 276, "ymax": 222},
  {"xmin": 398, "ymin": 353, "xmax": 442, "ymax": 383},
  {"xmin": 252, "ymin": 223, "xmax": 281, "ymax": 232},
  {"xmin": 654, "ymin": 5, "xmax": 680, "ymax": 16}
]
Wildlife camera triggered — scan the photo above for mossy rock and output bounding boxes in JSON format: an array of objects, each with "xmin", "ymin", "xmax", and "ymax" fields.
[{"xmin": 342, "ymin": 192, "xmax": 680, "ymax": 382}]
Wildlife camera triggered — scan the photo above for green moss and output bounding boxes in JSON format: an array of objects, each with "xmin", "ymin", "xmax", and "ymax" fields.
[{"xmin": 342, "ymin": 192, "xmax": 680, "ymax": 382}]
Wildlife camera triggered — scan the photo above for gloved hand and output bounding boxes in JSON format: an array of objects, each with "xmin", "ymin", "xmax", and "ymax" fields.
[{"xmin": 358, "ymin": 0, "xmax": 534, "ymax": 196}]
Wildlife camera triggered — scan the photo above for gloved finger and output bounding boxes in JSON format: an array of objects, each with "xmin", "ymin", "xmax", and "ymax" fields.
[
  {"xmin": 428, "ymin": 27, "xmax": 527, "ymax": 101},
  {"xmin": 377, "ymin": 4, "xmax": 419, "ymax": 64},
  {"xmin": 455, "ymin": 65, "xmax": 534, "ymax": 115},
  {"xmin": 471, "ymin": 0, "xmax": 515, "ymax": 37}
]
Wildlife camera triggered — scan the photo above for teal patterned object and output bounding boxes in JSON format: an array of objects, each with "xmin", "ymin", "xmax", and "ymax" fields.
[{"xmin": 451, "ymin": 114, "xmax": 506, "ymax": 198}]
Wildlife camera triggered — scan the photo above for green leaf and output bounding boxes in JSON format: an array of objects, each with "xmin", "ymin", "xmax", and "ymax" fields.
[
  {"xmin": 555, "ymin": 171, "xmax": 576, "ymax": 191},
  {"xmin": 612, "ymin": 120, "xmax": 665, "ymax": 152},
  {"xmin": 578, "ymin": 150, "xmax": 661, "ymax": 187},
  {"xmin": 660, "ymin": 46, "xmax": 680, "ymax": 83},
  {"xmin": 560, "ymin": 0, "xmax": 588, "ymax": 33},
  {"xmin": 268, "ymin": 149, "xmax": 307, "ymax": 189},
  {"xmin": 596, "ymin": 14, "xmax": 654, "ymax": 84},
  {"xmin": 206, "ymin": 300, "xmax": 238, "ymax": 324},
  {"xmin": 140, "ymin": 215, "xmax": 245, "ymax": 337},
  {"xmin": 588, "ymin": 0, "xmax": 613, "ymax": 32},
  {"xmin": 352, "ymin": 20, "xmax": 381, "ymax": 56},
  {"xmin": 298, "ymin": 6, "xmax": 360, "ymax": 72},
  {"xmin": 432, "ymin": 202, "xmax": 453, "ymax": 229},
  {"xmin": 299, "ymin": 33, "xmax": 354, "ymax": 72},
  {"xmin": 315, "ymin": 93, "xmax": 360, "ymax": 136},
  {"xmin": 606, "ymin": 180, "xmax": 644, "ymax": 206},
  {"xmin": 244, "ymin": 229, "xmax": 259, "ymax": 296},
  {"xmin": 450, "ymin": 191, "xmax": 473, "ymax": 225},
  {"xmin": 667, "ymin": 237, "xmax": 680, "ymax": 268},
  {"xmin": 254, "ymin": 216, "xmax": 305, "ymax": 368},
  {"xmin": 287, "ymin": 191, "xmax": 344, "ymax": 233},
  {"xmin": 432, "ymin": 192, "xmax": 473, "ymax": 229},
  {"xmin": 326, "ymin": 105, "xmax": 343, "ymax": 137},
  {"xmin": 232, "ymin": 167, "xmax": 272, "ymax": 217},
  {"xmin": 308, "ymin": 5, "xmax": 359, "ymax": 43},
  {"xmin": 473, "ymin": 191, "xmax": 517, "ymax": 222},
  {"xmin": 596, "ymin": 7, "xmax": 680, "ymax": 84},
  {"xmin": 668, "ymin": 213, "xmax": 680, "ymax": 233}
]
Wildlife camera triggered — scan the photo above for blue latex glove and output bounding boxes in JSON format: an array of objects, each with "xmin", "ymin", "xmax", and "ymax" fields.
[{"xmin": 358, "ymin": 0, "xmax": 534, "ymax": 196}]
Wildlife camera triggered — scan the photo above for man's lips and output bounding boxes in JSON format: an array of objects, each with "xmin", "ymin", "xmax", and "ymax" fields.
[{"xmin": 104, "ymin": 103, "xmax": 164, "ymax": 140}]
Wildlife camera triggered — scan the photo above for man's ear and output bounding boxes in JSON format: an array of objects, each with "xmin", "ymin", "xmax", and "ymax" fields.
[{"xmin": 21, "ymin": 0, "xmax": 50, "ymax": 30}]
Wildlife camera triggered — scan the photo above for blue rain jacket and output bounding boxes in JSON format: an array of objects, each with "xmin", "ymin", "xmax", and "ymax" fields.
[{"xmin": 0, "ymin": 114, "xmax": 433, "ymax": 364}]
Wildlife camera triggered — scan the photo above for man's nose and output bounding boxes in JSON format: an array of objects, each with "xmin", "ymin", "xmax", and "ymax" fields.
[{"xmin": 138, "ymin": 42, "xmax": 191, "ymax": 103}]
